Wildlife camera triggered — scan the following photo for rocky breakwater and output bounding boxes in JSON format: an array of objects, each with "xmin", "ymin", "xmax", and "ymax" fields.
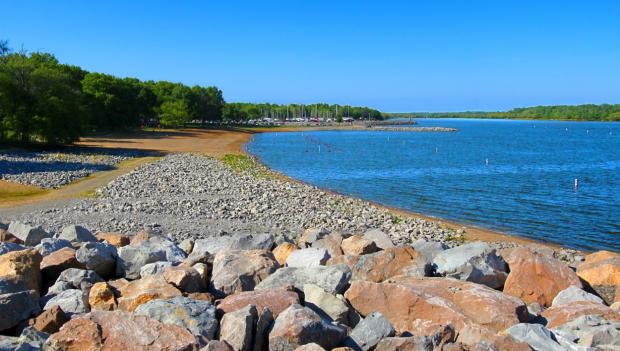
[
  {"xmin": 369, "ymin": 127, "xmax": 457, "ymax": 132},
  {"xmin": 1, "ymin": 221, "xmax": 619, "ymax": 350}
]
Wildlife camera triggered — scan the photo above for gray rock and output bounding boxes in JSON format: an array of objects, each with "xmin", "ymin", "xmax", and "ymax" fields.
[
  {"xmin": 0, "ymin": 336, "xmax": 19, "ymax": 351},
  {"xmin": 363, "ymin": 229, "xmax": 394, "ymax": 250},
  {"xmin": 179, "ymin": 238, "xmax": 194, "ymax": 255},
  {"xmin": 193, "ymin": 234, "xmax": 275, "ymax": 256},
  {"xmin": 298, "ymin": 228, "xmax": 329, "ymax": 248},
  {"xmin": 135, "ymin": 296, "xmax": 218, "ymax": 346},
  {"xmin": 551, "ymin": 329, "xmax": 595, "ymax": 351},
  {"xmin": 35, "ymin": 238, "xmax": 72, "ymax": 256},
  {"xmin": 255, "ymin": 265, "xmax": 352, "ymax": 295},
  {"xmin": 115, "ymin": 244, "xmax": 166, "ymax": 279},
  {"xmin": 285, "ymin": 248, "xmax": 330, "ymax": 268},
  {"xmin": 43, "ymin": 289, "xmax": 88, "ymax": 316},
  {"xmin": 411, "ymin": 239, "xmax": 448, "ymax": 262},
  {"xmin": 17, "ymin": 327, "xmax": 49, "ymax": 350},
  {"xmin": 0, "ymin": 277, "xmax": 28, "ymax": 295},
  {"xmin": 44, "ymin": 281, "xmax": 73, "ymax": 297},
  {"xmin": 432, "ymin": 242, "xmax": 508, "ymax": 289},
  {"xmin": 219, "ymin": 304, "xmax": 257, "ymax": 351},
  {"xmin": 143, "ymin": 236, "xmax": 187, "ymax": 263},
  {"xmin": 8, "ymin": 222, "xmax": 50, "ymax": 246},
  {"xmin": 375, "ymin": 325, "xmax": 456, "ymax": 351},
  {"xmin": 139, "ymin": 261, "xmax": 173, "ymax": 277},
  {"xmin": 303, "ymin": 283, "xmax": 358, "ymax": 326},
  {"xmin": 553, "ymin": 315, "xmax": 620, "ymax": 349},
  {"xmin": 210, "ymin": 250, "xmax": 279, "ymax": 298},
  {"xmin": 0, "ymin": 242, "xmax": 26, "ymax": 255},
  {"xmin": 0, "ymin": 290, "xmax": 41, "ymax": 331},
  {"xmin": 269, "ymin": 304, "xmax": 346, "ymax": 351},
  {"xmin": 345, "ymin": 311, "xmax": 395, "ymax": 351},
  {"xmin": 552, "ymin": 286, "xmax": 605, "ymax": 307},
  {"xmin": 55, "ymin": 268, "xmax": 103, "ymax": 291},
  {"xmin": 59, "ymin": 225, "xmax": 97, "ymax": 243},
  {"xmin": 76, "ymin": 241, "xmax": 117, "ymax": 277},
  {"xmin": 506, "ymin": 323, "xmax": 565, "ymax": 351}
]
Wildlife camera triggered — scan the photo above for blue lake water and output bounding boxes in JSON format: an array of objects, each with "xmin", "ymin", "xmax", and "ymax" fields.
[{"xmin": 247, "ymin": 119, "xmax": 620, "ymax": 252}]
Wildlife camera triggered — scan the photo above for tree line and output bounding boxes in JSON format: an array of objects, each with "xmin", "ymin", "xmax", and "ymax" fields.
[
  {"xmin": 400, "ymin": 104, "xmax": 620, "ymax": 121},
  {"xmin": 0, "ymin": 41, "xmax": 224, "ymax": 144},
  {"xmin": 223, "ymin": 103, "xmax": 383, "ymax": 122}
]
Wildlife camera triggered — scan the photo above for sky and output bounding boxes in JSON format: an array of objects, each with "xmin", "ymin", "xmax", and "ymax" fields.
[{"xmin": 2, "ymin": 0, "xmax": 620, "ymax": 112}]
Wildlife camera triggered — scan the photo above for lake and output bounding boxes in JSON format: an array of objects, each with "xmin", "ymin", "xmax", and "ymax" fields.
[{"xmin": 247, "ymin": 119, "xmax": 620, "ymax": 252}]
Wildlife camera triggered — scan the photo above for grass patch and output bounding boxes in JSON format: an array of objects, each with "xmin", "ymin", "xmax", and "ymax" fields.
[
  {"xmin": 220, "ymin": 154, "xmax": 273, "ymax": 178},
  {"xmin": 445, "ymin": 231, "xmax": 466, "ymax": 244},
  {"xmin": 391, "ymin": 215, "xmax": 403, "ymax": 225},
  {"xmin": 0, "ymin": 180, "xmax": 48, "ymax": 200}
]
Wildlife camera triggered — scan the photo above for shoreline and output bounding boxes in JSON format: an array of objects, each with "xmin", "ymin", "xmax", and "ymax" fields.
[{"xmin": 241, "ymin": 128, "xmax": 577, "ymax": 253}]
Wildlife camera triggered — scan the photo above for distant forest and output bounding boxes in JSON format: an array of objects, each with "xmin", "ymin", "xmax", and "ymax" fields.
[
  {"xmin": 0, "ymin": 40, "xmax": 381, "ymax": 145},
  {"xmin": 386, "ymin": 104, "xmax": 620, "ymax": 121}
]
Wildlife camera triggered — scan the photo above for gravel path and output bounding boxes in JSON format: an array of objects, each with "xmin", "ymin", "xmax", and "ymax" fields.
[
  {"xmin": 1, "ymin": 153, "xmax": 456, "ymax": 245},
  {"xmin": 0, "ymin": 149, "xmax": 142, "ymax": 188}
]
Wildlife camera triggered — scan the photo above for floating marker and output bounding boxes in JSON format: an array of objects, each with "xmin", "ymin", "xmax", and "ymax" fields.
[
  {"xmin": 574, "ymin": 178, "xmax": 579, "ymax": 191},
  {"xmin": 435, "ymin": 147, "xmax": 438, "ymax": 153},
  {"xmin": 318, "ymin": 145, "xmax": 321, "ymax": 153},
  {"xmin": 485, "ymin": 158, "xmax": 489, "ymax": 166}
]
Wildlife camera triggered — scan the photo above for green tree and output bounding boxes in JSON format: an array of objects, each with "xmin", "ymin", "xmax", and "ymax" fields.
[{"xmin": 159, "ymin": 100, "xmax": 189, "ymax": 127}]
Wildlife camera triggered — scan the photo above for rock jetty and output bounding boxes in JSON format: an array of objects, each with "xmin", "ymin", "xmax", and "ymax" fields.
[{"xmin": 1, "ymin": 222, "xmax": 619, "ymax": 350}]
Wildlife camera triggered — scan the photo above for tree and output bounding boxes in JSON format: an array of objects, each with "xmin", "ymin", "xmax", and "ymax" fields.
[{"xmin": 159, "ymin": 100, "xmax": 189, "ymax": 127}]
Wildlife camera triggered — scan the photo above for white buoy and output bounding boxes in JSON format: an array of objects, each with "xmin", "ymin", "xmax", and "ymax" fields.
[
  {"xmin": 435, "ymin": 147, "xmax": 438, "ymax": 153},
  {"xmin": 574, "ymin": 178, "xmax": 579, "ymax": 191},
  {"xmin": 485, "ymin": 158, "xmax": 489, "ymax": 166},
  {"xmin": 318, "ymin": 145, "xmax": 321, "ymax": 153}
]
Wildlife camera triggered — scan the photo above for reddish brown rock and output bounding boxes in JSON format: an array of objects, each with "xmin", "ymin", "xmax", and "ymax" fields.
[
  {"xmin": 294, "ymin": 343, "xmax": 326, "ymax": 351},
  {"xmin": 129, "ymin": 229, "xmax": 152, "ymax": 246},
  {"xmin": 313, "ymin": 232, "xmax": 344, "ymax": 257},
  {"xmin": 0, "ymin": 228, "xmax": 23, "ymax": 244},
  {"xmin": 40, "ymin": 247, "xmax": 84, "ymax": 285},
  {"xmin": 273, "ymin": 242, "xmax": 298, "ymax": 266},
  {"xmin": 217, "ymin": 286, "xmax": 300, "ymax": 317},
  {"xmin": 117, "ymin": 275, "xmax": 182, "ymax": 312},
  {"xmin": 329, "ymin": 246, "xmax": 430, "ymax": 282},
  {"xmin": 502, "ymin": 247, "xmax": 582, "ymax": 307},
  {"xmin": 340, "ymin": 235, "xmax": 379, "ymax": 256},
  {"xmin": 186, "ymin": 292, "xmax": 215, "ymax": 303},
  {"xmin": 164, "ymin": 265, "xmax": 205, "ymax": 293},
  {"xmin": 96, "ymin": 232, "xmax": 130, "ymax": 247},
  {"xmin": 45, "ymin": 310, "xmax": 198, "ymax": 351},
  {"xmin": 344, "ymin": 277, "xmax": 527, "ymax": 340},
  {"xmin": 541, "ymin": 301, "xmax": 620, "ymax": 328},
  {"xmin": 211, "ymin": 249, "xmax": 279, "ymax": 297},
  {"xmin": 202, "ymin": 340, "xmax": 235, "ymax": 351},
  {"xmin": 28, "ymin": 305, "xmax": 69, "ymax": 334},
  {"xmin": 577, "ymin": 250, "xmax": 620, "ymax": 305},
  {"xmin": 298, "ymin": 228, "xmax": 328, "ymax": 248},
  {"xmin": 0, "ymin": 248, "xmax": 42, "ymax": 292},
  {"xmin": 89, "ymin": 282, "xmax": 116, "ymax": 311}
]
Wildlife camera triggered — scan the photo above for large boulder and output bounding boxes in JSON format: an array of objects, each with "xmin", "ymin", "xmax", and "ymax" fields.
[
  {"xmin": 375, "ymin": 325, "xmax": 456, "ymax": 351},
  {"xmin": 541, "ymin": 301, "xmax": 620, "ymax": 328},
  {"xmin": 43, "ymin": 288, "xmax": 89, "ymax": 316},
  {"xmin": 269, "ymin": 304, "xmax": 347, "ymax": 351},
  {"xmin": 44, "ymin": 310, "xmax": 198, "ymax": 350},
  {"xmin": 0, "ymin": 289, "xmax": 41, "ymax": 331},
  {"xmin": 164, "ymin": 265, "xmax": 205, "ymax": 293},
  {"xmin": 552, "ymin": 285, "xmax": 604, "ymax": 307},
  {"xmin": 40, "ymin": 247, "xmax": 84, "ymax": 285},
  {"xmin": 340, "ymin": 235, "xmax": 379, "ymax": 256},
  {"xmin": 432, "ymin": 242, "xmax": 508, "ymax": 289},
  {"xmin": 362, "ymin": 229, "xmax": 394, "ymax": 250},
  {"xmin": 0, "ymin": 241, "xmax": 25, "ymax": 255},
  {"xmin": 135, "ymin": 296, "xmax": 218, "ymax": 346},
  {"xmin": 8, "ymin": 221, "xmax": 50, "ymax": 246},
  {"xmin": 502, "ymin": 247, "xmax": 583, "ymax": 307},
  {"xmin": 140, "ymin": 261, "xmax": 173, "ymax": 277},
  {"xmin": 219, "ymin": 304, "xmax": 257, "ymax": 351},
  {"xmin": 303, "ymin": 284, "xmax": 358, "ymax": 326},
  {"xmin": 553, "ymin": 315, "xmax": 620, "ymax": 349},
  {"xmin": 298, "ymin": 228, "xmax": 329, "ymax": 248},
  {"xmin": 35, "ymin": 238, "xmax": 72, "ymax": 256},
  {"xmin": 143, "ymin": 236, "xmax": 187, "ymax": 263},
  {"xmin": 328, "ymin": 246, "xmax": 430, "ymax": 282},
  {"xmin": 0, "ymin": 248, "xmax": 42, "ymax": 292},
  {"xmin": 255, "ymin": 265, "xmax": 351, "ymax": 295},
  {"xmin": 577, "ymin": 250, "xmax": 620, "ymax": 305},
  {"xmin": 115, "ymin": 244, "xmax": 167, "ymax": 279},
  {"xmin": 273, "ymin": 242, "xmax": 298, "ymax": 266},
  {"xmin": 506, "ymin": 323, "xmax": 566, "ymax": 351},
  {"xmin": 411, "ymin": 239, "xmax": 448, "ymax": 262},
  {"xmin": 95, "ymin": 232, "xmax": 130, "ymax": 247},
  {"xmin": 344, "ymin": 277, "xmax": 528, "ymax": 340},
  {"xmin": 312, "ymin": 232, "xmax": 344, "ymax": 257},
  {"xmin": 27, "ymin": 305, "xmax": 69, "ymax": 334},
  {"xmin": 210, "ymin": 249, "xmax": 279, "ymax": 298},
  {"xmin": 55, "ymin": 268, "xmax": 103, "ymax": 292},
  {"xmin": 286, "ymin": 248, "xmax": 330, "ymax": 267},
  {"xmin": 76, "ymin": 241, "xmax": 117, "ymax": 278},
  {"xmin": 217, "ymin": 287, "xmax": 300, "ymax": 317},
  {"xmin": 59, "ymin": 225, "xmax": 97, "ymax": 243},
  {"xmin": 116, "ymin": 274, "xmax": 182, "ymax": 312},
  {"xmin": 193, "ymin": 233, "xmax": 275, "ymax": 255},
  {"xmin": 254, "ymin": 307, "xmax": 274, "ymax": 351},
  {"xmin": 344, "ymin": 312, "xmax": 395, "ymax": 351},
  {"xmin": 88, "ymin": 282, "xmax": 116, "ymax": 311}
]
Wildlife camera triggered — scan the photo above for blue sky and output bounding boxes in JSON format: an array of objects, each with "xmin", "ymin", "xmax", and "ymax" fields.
[{"xmin": 2, "ymin": 1, "xmax": 619, "ymax": 112}]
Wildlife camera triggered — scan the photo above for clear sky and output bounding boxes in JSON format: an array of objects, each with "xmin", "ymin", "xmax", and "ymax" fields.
[{"xmin": 2, "ymin": 0, "xmax": 619, "ymax": 112}]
